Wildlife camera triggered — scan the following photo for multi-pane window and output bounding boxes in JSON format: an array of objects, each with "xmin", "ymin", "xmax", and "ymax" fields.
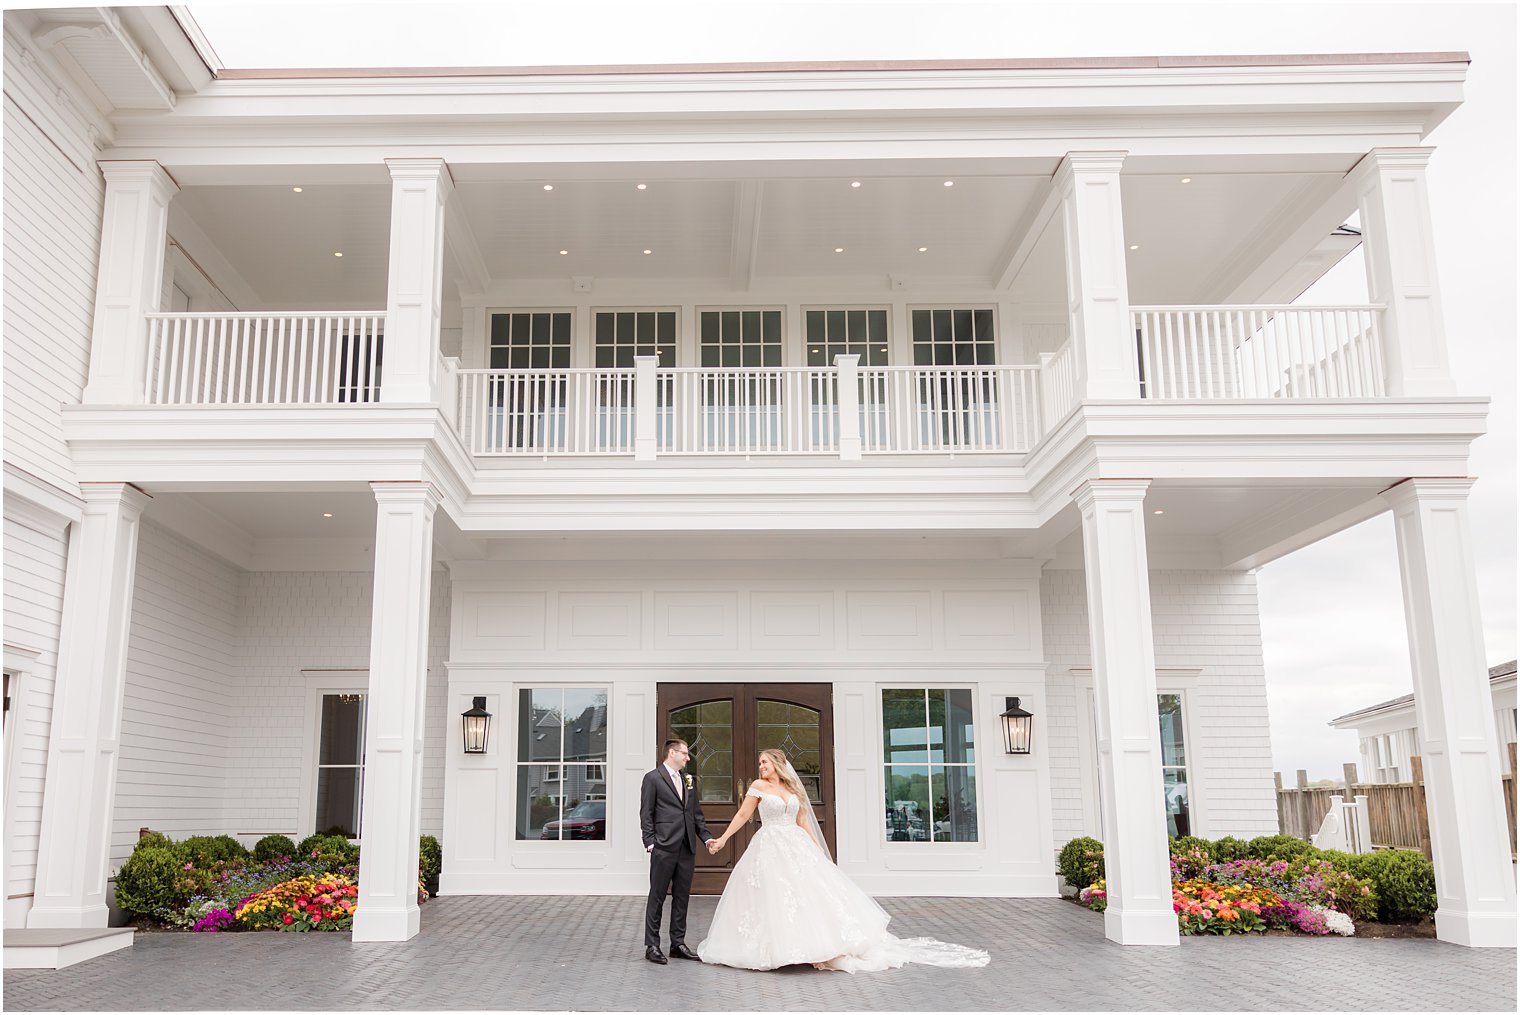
[
  {"xmin": 699, "ymin": 309, "xmax": 782, "ymax": 368},
  {"xmin": 517, "ymin": 687, "xmax": 609, "ymax": 841},
  {"xmin": 881, "ymin": 689, "xmax": 978, "ymax": 843},
  {"xmin": 490, "ymin": 312, "xmax": 572, "ymax": 370},
  {"xmin": 1158, "ymin": 693, "xmax": 1190, "ymax": 837},
  {"xmin": 910, "ymin": 308, "xmax": 996, "ymax": 365},
  {"xmin": 594, "ymin": 310, "xmax": 676, "ymax": 368},
  {"xmin": 805, "ymin": 309, "xmax": 889, "ymax": 367},
  {"xmin": 314, "ymin": 693, "xmax": 366, "ymax": 838}
]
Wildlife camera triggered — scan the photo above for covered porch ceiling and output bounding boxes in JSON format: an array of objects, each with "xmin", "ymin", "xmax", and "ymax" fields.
[{"xmin": 168, "ymin": 161, "xmax": 1360, "ymax": 310}]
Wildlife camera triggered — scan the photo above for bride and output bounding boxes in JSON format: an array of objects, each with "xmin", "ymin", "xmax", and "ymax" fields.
[{"xmin": 697, "ymin": 748, "xmax": 990, "ymax": 973}]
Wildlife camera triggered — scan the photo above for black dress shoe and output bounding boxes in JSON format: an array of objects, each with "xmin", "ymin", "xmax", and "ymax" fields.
[
  {"xmin": 645, "ymin": 945, "xmax": 668, "ymax": 964},
  {"xmin": 669, "ymin": 942, "xmax": 701, "ymax": 961}
]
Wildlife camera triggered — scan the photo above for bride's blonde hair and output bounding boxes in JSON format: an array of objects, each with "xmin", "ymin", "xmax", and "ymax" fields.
[{"xmin": 759, "ymin": 748, "xmax": 807, "ymax": 800}]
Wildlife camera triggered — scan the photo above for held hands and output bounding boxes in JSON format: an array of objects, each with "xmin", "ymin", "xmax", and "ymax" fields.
[{"xmin": 706, "ymin": 837, "xmax": 723, "ymax": 855}]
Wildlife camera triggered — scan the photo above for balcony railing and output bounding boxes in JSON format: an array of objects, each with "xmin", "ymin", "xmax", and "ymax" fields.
[
  {"xmin": 144, "ymin": 312, "xmax": 385, "ymax": 405},
  {"xmin": 1131, "ymin": 305, "xmax": 1386, "ymax": 399}
]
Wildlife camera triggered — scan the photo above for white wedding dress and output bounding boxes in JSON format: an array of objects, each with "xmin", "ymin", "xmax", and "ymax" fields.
[{"xmin": 697, "ymin": 787, "xmax": 990, "ymax": 973}]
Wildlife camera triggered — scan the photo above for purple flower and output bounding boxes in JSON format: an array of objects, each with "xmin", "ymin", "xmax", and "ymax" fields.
[{"xmin": 192, "ymin": 908, "xmax": 234, "ymax": 933}]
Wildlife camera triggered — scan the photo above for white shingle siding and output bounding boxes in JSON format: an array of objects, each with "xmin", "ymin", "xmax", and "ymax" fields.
[
  {"xmin": 227, "ymin": 570, "xmax": 451, "ymax": 840},
  {"xmin": 2, "ymin": 29, "xmax": 103, "ymax": 495},
  {"xmin": 111, "ymin": 522, "xmax": 242, "ymax": 867},
  {"xmin": 2, "ymin": 511, "xmax": 69, "ymax": 922},
  {"xmin": 1042, "ymin": 568, "xmax": 1279, "ymax": 853}
]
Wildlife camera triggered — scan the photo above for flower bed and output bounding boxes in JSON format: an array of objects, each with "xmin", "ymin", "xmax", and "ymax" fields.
[
  {"xmin": 1064, "ymin": 834, "xmax": 1433, "ymax": 939},
  {"xmin": 234, "ymin": 875, "xmax": 358, "ymax": 931}
]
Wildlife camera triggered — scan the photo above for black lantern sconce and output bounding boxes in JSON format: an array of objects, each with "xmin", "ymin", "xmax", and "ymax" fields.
[
  {"xmin": 461, "ymin": 696, "xmax": 492, "ymax": 754},
  {"xmin": 1000, "ymin": 697, "xmax": 1034, "ymax": 755}
]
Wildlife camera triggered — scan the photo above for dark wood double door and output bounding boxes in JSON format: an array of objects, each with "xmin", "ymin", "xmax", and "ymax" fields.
[{"xmin": 657, "ymin": 682, "xmax": 834, "ymax": 895}]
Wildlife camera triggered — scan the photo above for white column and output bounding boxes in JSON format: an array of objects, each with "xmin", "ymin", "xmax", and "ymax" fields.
[
  {"xmin": 1349, "ymin": 148, "xmax": 1455, "ymax": 397},
  {"xmin": 81, "ymin": 162, "xmax": 178, "ymax": 405},
  {"xmin": 633, "ymin": 355, "xmax": 658, "ymax": 461},
  {"xmin": 1056, "ymin": 152, "xmax": 1138, "ymax": 400},
  {"xmin": 352, "ymin": 482, "xmax": 438, "ymax": 942},
  {"xmin": 1382, "ymin": 478, "xmax": 1516, "ymax": 947},
  {"xmin": 381, "ymin": 158, "xmax": 452, "ymax": 404},
  {"xmin": 1074, "ymin": 479, "xmax": 1178, "ymax": 946},
  {"xmin": 834, "ymin": 353, "xmax": 862, "ymax": 460},
  {"xmin": 27, "ymin": 483, "xmax": 150, "ymax": 928}
]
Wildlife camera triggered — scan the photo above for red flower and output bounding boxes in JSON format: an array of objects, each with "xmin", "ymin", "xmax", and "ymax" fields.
[{"xmin": 282, "ymin": 913, "xmax": 294, "ymax": 925}]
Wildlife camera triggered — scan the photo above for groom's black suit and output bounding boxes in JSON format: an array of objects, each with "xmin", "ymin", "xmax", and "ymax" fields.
[{"xmin": 640, "ymin": 764, "xmax": 713, "ymax": 949}]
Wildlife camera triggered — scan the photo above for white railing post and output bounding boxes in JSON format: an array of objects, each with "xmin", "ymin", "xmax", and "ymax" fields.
[
  {"xmin": 634, "ymin": 356, "xmax": 659, "ymax": 461},
  {"xmin": 439, "ymin": 356, "xmax": 461, "ymax": 432},
  {"xmin": 1038, "ymin": 351, "xmax": 1057, "ymax": 433},
  {"xmin": 835, "ymin": 354, "xmax": 862, "ymax": 461}
]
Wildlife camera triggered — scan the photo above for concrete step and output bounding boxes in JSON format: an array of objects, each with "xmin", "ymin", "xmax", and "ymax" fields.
[{"xmin": 3, "ymin": 927, "xmax": 135, "ymax": 970}]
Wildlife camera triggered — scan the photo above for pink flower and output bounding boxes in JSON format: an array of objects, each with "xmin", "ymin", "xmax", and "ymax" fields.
[{"xmin": 183, "ymin": 863, "xmax": 193, "ymax": 871}]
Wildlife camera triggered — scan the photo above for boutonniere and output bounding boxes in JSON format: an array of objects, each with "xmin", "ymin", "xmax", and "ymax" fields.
[{"xmin": 683, "ymin": 774, "xmax": 694, "ymax": 790}]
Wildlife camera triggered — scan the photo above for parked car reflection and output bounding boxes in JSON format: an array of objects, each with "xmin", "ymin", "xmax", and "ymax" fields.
[{"xmin": 540, "ymin": 800, "xmax": 607, "ymax": 840}]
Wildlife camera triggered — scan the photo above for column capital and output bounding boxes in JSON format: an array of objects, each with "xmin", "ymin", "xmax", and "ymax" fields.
[
  {"xmin": 1347, "ymin": 147, "xmax": 1436, "ymax": 183},
  {"xmin": 385, "ymin": 157, "xmax": 454, "ymax": 191},
  {"xmin": 1381, "ymin": 477, "xmax": 1476, "ymax": 511},
  {"xmin": 1053, "ymin": 150, "xmax": 1128, "ymax": 187},
  {"xmin": 1072, "ymin": 478, "xmax": 1151, "ymax": 512},
  {"xmin": 77, "ymin": 481, "xmax": 153, "ymax": 515},
  {"xmin": 369, "ymin": 481, "xmax": 441, "ymax": 511},
  {"xmin": 97, "ymin": 160, "xmax": 179, "ymax": 199}
]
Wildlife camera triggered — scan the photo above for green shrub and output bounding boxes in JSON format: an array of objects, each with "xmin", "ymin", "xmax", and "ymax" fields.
[
  {"xmin": 134, "ymin": 831, "xmax": 174, "ymax": 853},
  {"xmin": 1208, "ymin": 836, "xmax": 1250, "ymax": 863},
  {"xmin": 176, "ymin": 835, "xmax": 248, "ymax": 865},
  {"xmin": 252, "ymin": 834, "xmax": 298, "ymax": 863},
  {"xmin": 296, "ymin": 833, "xmax": 359, "ymax": 867},
  {"xmin": 1348, "ymin": 850, "xmax": 1437, "ymax": 922},
  {"xmin": 114, "ymin": 846, "xmax": 185, "ymax": 917},
  {"xmin": 1171, "ymin": 835, "xmax": 1214, "ymax": 858},
  {"xmin": 1245, "ymin": 834, "xmax": 1317, "ymax": 861},
  {"xmin": 1058, "ymin": 836, "xmax": 1105, "ymax": 888},
  {"xmin": 419, "ymin": 835, "xmax": 443, "ymax": 884}
]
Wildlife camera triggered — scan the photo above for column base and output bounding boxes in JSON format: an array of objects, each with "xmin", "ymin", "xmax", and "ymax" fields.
[
  {"xmin": 351, "ymin": 903, "xmax": 421, "ymax": 942},
  {"xmin": 1104, "ymin": 905, "xmax": 1179, "ymax": 946},
  {"xmin": 26, "ymin": 903, "xmax": 110, "ymax": 930},
  {"xmin": 1435, "ymin": 907, "xmax": 1518, "ymax": 948}
]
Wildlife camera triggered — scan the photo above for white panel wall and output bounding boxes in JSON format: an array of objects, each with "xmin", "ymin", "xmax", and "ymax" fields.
[
  {"xmin": 2, "ymin": 28, "xmax": 104, "ymax": 494},
  {"xmin": 1042, "ymin": 568, "xmax": 1279, "ymax": 851},
  {"xmin": 228, "ymin": 570, "xmax": 451, "ymax": 840},
  {"xmin": 2, "ymin": 509, "xmax": 70, "ymax": 925},
  {"xmin": 110, "ymin": 522, "xmax": 242, "ymax": 867},
  {"xmin": 442, "ymin": 559, "xmax": 1055, "ymax": 897}
]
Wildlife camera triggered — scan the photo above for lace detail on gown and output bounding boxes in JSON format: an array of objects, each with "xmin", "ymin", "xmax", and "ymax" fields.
[{"xmin": 695, "ymin": 787, "xmax": 990, "ymax": 973}]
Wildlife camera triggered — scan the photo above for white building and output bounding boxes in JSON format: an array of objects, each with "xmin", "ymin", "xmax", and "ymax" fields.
[
  {"xmin": 1332, "ymin": 661, "xmax": 1517, "ymax": 782},
  {"xmin": 2, "ymin": 6, "xmax": 1514, "ymax": 950}
]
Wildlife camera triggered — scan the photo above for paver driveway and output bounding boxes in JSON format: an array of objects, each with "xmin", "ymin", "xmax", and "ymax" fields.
[{"xmin": 5, "ymin": 896, "xmax": 1516, "ymax": 1011}]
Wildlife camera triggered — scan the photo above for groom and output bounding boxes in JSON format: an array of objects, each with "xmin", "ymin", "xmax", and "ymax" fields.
[{"xmin": 639, "ymin": 738, "xmax": 714, "ymax": 964}]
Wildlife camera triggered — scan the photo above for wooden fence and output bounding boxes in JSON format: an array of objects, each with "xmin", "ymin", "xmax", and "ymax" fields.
[{"xmin": 1275, "ymin": 744, "xmax": 1517, "ymax": 859}]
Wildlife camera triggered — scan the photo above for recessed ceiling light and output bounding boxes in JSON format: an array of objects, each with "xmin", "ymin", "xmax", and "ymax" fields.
[
  {"xmin": 1153, "ymin": 509, "xmax": 1164, "ymax": 515},
  {"xmin": 333, "ymin": 251, "xmax": 343, "ymax": 257},
  {"xmin": 543, "ymin": 184, "xmax": 554, "ymax": 191},
  {"xmin": 918, "ymin": 246, "xmax": 928, "ymax": 252},
  {"xmin": 834, "ymin": 247, "xmax": 844, "ymax": 253},
  {"xmin": 850, "ymin": 181, "xmax": 862, "ymax": 188},
  {"xmin": 642, "ymin": 249, "xmax": 652, "ymax": 255},
  {"xmin": 559, "ymin": 249, "xmax": 569, "ymax": 255},
  {"xmin": 636, "ymin": 183, "xmax": 647, "ymax": 190},
  {"xmin": 943, "ymin": 180, "xmax": 954, "ymax": 187},
  {"xmin": 1128, "ymin": 244, "xmax": 1139, "ymax": 250},
  {"xmin": 291, "ymin": 186, "xmax": 303, "ymax": 193},
  {"xmin": 811, "ymin": 348, "xmax": 820, "ymax": 354},
  {"xmin": 323, "ymin": 512, "xmax": 333, "ymax": 518},
  {"xmin": 1180, "ymin": 177, "xmax": 1192, "ymax": 184}
]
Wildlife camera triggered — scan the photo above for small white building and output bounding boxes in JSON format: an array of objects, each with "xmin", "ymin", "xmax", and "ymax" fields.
[
  {"xmin": 1332, "ymin": 661, "xmax": 1518, "ymax": 781},
  {"xmin": 2, "ymin": 6, "xmax": 1514, "ymax": 950}
]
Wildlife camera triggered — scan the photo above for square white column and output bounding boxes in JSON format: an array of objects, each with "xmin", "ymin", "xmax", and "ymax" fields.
[
  {"xmin": 81, "ymin": 162, "xmax": 178, "ymax": 405},
  {"xmin": 381, "ymin": 158, "xmax": 452, "ymax": 404},
  {"xmin": 1349, "ymin": 148, "xmax": 1456, "ymax": 397},
  {"xmin": 1383, "ymin": 478, "xmax": 1516, "ymax": 947},
  {"xmin": 352, "ymin": 482, "xmax": 439, "ymax": 942},
  {"xmin": 1075, "ymin": 479, "xmax": 1178, "ymax": 946},
  {"xmin": 1056, "ymin": 152, "xmax": 1140, "ymax": 400},
  {"xmin": 27, "ymin": 483, "xmax": 150, "ymax": 928}
]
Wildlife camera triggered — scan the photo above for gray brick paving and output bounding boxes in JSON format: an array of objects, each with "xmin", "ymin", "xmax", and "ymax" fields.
[{"xmin": 4, "ymin": 896, "xmax": 1516, "ymax": 1011}]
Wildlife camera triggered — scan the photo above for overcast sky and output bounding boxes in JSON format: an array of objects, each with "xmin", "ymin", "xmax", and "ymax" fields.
[{"xmin": 182, "ymin": 0, "xmax": 1517, "ymax": 781}]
